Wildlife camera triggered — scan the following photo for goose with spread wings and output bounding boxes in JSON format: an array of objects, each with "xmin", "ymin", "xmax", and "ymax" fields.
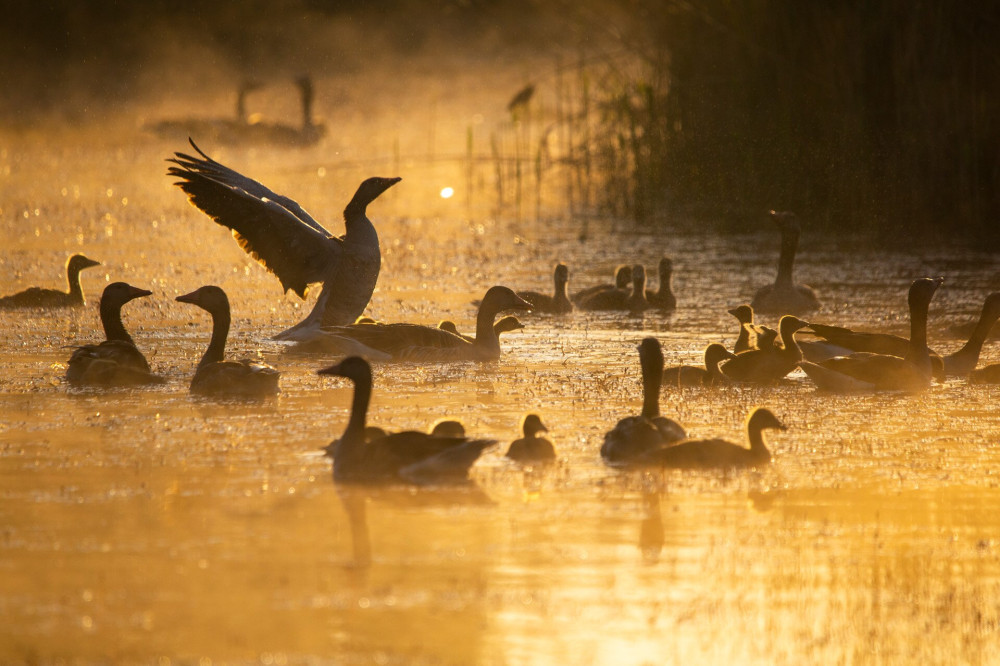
[{"xmin": 168, "ymin": 139, "xmax": 400, "ymax": 342}]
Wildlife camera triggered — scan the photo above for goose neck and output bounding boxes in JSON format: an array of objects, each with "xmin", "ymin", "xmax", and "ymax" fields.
[
  {"xmin": 100, "ymin": 300, "xmax": 133, "ymax": 344},
  {"xmin": 747, "ymin": 425, "xmax": 772, "ymax": 462},
  {"xmin": 340, "ymin": 374, "xmax": 372, "ymax": 454},
  {"xmin": 775, "ymin": 229, "xmax": 799, "ymax": 286},
  {"xmin": 640, "ymin": 359, "xmax": 662, "ymax": 419},
  {"xmin": 200, "ymin": 306, "xmax": 231, "ymax": 368},
  {"xmin": 67, "ymin": 265, "xmax": 85, "ymax": 302},
  {"xmin": 473, "ymin": 304, "xmax": 502, "ymax": 354}
]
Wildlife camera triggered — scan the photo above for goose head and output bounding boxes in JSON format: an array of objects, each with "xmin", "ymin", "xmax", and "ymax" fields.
[
  {"xmin": 909, "ymin": 276, "xmax": 944, "ymax": 311},
  {"xmin": 631, "ymin": 264, "xmax": 646, "ymax": 290},
  {"xmin": 614, "ymin": 265, "xmax": 633, "ymax": 289},
  {"xmin": 176, "ymin": 285, "xmax": 230, "ymax": 316},
  {"xmin": 494, "ymin": 316, "xmax": 525, "ymax": 335},
  {"xmin": 102, "ymin": 282, "xmax": 152, "ymax": 309},
  {"xmin": 480, "ymin": 286, "xmax": 533, "ymax": 313},
  {"xmin": 769, "ymin": 210, "xmax": 801, "ymax": 236},
  {"xmin": 777, "ymin": 315, "xmax": 810, "ymax": 336},
  {"xmin": 317, "ymin": 355, "xmax": 372, "ymax": 385},
  {"xmin": 638, "ymin": 337, "xmax": 664, "ymax": 373},
  {"xmin": 438, "ymin": 320, "xmax": 461, "ymax": 335},
  {"xmin": 727, "ymin": 304, "xmax": 754, "ymax": 325},
  {"xmin": 522, "ymin": 413, "xmax": 548, "ymax": 438},
  {"xmin": 657, "ymin": 257, "xmax": 673, "ymax": 280},
  {"xmin": 747, "ymin": 407, "xmax": 787, "ymax": 433},
  {"xmin": 68, "ymin": 254, "xmax": 101, "ymax": 273},
  {"xmin": 704, "ymin": 343, "xmax": 737, "ymax": 367},
  {"xmin": 554, "ymin": 262, "xmax": 569, "ymax": 287},
  {"xmin": 430, "ymin": 420, "xmax": 466, "ymax": 438},
  {"xmin": 348, "ymin": 176, "xmax": 402, "ymax": 210}
]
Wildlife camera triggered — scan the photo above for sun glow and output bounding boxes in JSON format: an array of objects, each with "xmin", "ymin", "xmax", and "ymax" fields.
[{"xmin": 440, "ymin": 187, "xmax": 454, "ymax": 199}]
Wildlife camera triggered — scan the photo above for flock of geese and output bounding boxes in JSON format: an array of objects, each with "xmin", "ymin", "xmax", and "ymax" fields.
[{"xmin": 4, "ymin": 140, "xmax": 1000, "ymax": 487}]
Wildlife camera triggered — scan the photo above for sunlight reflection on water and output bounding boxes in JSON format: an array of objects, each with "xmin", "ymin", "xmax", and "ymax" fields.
[{"xmin": 1, "ymin": 136, "xmax": 1000, "ymax": 664}]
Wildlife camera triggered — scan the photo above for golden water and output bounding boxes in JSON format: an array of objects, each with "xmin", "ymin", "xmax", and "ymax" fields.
[{"xmin": 2, "ymin": 129, "xmax": 1000, "ymax": 665}]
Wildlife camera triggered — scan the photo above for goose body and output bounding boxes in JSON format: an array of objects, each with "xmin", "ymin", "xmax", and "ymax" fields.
[
  {"xmin": 969, "ymin": 364, "xmax": 1000, "ymax": 384},
  {"xmin": 645, "ymin": 257, "xmax": 677, "ymax": 311},
  {"xmin": 1, "ymin": 254, "xmax": 100, "ymax": 309},
  {"xmin": 169, "ymin": 139, "xmax": 399, "ymax": 342},
  {"xmin": 799, "ymin": 277, "xmax": 943, "ymax": 392},
  {"xmin": 517, "ymin": 263, "xmax": 572, "ymax": 314},
  {"xmin": 241, "ymin": 77, "xmax": 327, "ymax": 147},
  {"xmin": 601, "ymin": 338, "xmax": 686, "ymax": 466},
  {"xmin": 66, "ymin": 282, "xmax": 164, "ymax": 386},
  {"xmin": 580, "ymin": 264, "xmax": 650, "ymax": 313},
  {"xmin": 662, "ymin": 343, "xmax": 735, "ymax": 387},
  {"xmin": 144, "ymin": 80, "xmax": 262, "ymax": 144},
  {"xmin": 720, "ymin": 315, "xmax": 809, "ymax": 384},
  {"xmin": 506, "ymin": 414, "xmax": 556, "ymax": 462},
  {"xmin": 636, "ymin": 408, "xmax": 785, "ymax": 470},
  {"xmin": 751, "ymin": 211, "xmax": 820, "ymax": 315},
  {"xmin": 319, "ymin": 357, "xmax": 496, "ymax": 484},
  {"xmin": 176, "ymin": 286, "xmax": 280, "ymax": 396},
  {"xmin": 313, "ymin": 286, "xmax": 531, "ymax": 362},
  {"xmin": 572, "ymin": 265, "xmax": 631, "ymax": 305}
]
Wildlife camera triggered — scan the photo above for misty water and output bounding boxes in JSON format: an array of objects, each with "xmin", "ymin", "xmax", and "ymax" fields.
[{"xmin": 3, "ymin": 124, "xmax": 1000, "ymax": 666}]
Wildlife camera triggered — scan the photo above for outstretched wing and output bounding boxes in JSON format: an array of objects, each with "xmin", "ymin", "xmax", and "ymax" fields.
[
  {"xmin": 171, "ymin": 138, "xmax": 329, "ymax": 235},
  {"xmin": 169, "ymin": 149, "xmax": 341, "ymax": 298}
]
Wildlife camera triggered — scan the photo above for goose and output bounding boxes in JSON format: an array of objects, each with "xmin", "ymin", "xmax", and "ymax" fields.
[
  {"xmin": 580, "ymin": 264, "xmax": 650, "ymax": 313},
  {"xmin": 571, "ymin": 265, "xmax": 631, "ymax": 305},
  {"xmin": 66, "ymin": 282, "xmax": 164, "ymax": 386},
  {"xmin": 601, "ymin": 337, "xmax": 686, "ymax": 465},
  {"xmin": 942, "ymin": 292, "xmax": 1000, "ymax": 376},
  {"xmin": 144, "ymin": 79, "xmax": 262, "ymax": 143},
  {"xmin": 175, "ymin": 285, "xmax": 280, "ymax": 396},
  {"xmin": 662, "ymin": 343, "xmax": 735, "ymax": 387},
  {"xmin": 506, "ymin": 414, "xmax": 556, "ymax": 462},
  {"xmin": 168, "ymin": 139, "xmax": 400, "ymax": 342},
  {"xmin": 751, "ymin": 211, "xmax": 820, "ymax": 315},
  {"xmin": 645, "ymin": 257, "xmax": 677, "ymax": 311},
  {"xmin": 728, "ymin": 304, "xmax": 757, "ymax": 354},
  {"xmin": 720, "ymin": 315, "xmax": 809, "ymax": 383},
  {"xmin": 1, "ymin": 254, "xmax": 101, "ymax": 308},
  {"xmin": 318, "ymin": 356, "xmax": 496, "ymax": 484},
  {"xmin": 437, "ymin": 315, "xmax": 524, "ymax": 342},
  {"xmin": 799, "ymin": 277, "xmax": 942, "ymax": 392},
  {"xmin": 313, "ymin": 286, "xmax": 531, "ymax": 362},
  {"xmin": 636, "ymin": 408, "xmax": 785, "ymax": 470},
  {"xmin": 430, "ymin": 420, "xmax": 467, "ymax": 438},
  {"xmin": 243, "ymin": 76, "xmax": 327, "ymax": 147},
  {"xmin": 516, "ymin": 263, "xmax": 572, "ymax": 313}
]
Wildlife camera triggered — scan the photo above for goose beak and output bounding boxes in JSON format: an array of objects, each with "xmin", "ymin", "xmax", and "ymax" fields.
[
  {"xmin": 175, "ymin": 290, "xmax": 198, "ymax": 305},
  {"xmin": 130, "ymin": 286, "xmax": 153, "ymax": 299},
  {"xmin": 82, "ymin": 257, "xmax": 102, "ymax": 269}
]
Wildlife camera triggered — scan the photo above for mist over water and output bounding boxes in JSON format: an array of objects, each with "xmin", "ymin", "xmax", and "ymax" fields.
[{"xmin": 3, "ymin": 2, "xmax": 1000, "ymax": 664}]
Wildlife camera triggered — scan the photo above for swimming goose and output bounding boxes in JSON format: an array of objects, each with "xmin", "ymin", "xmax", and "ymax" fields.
[
  {"xmin": 244, "ymin": 76, "xmax": 328, "ymax": 147},
  {"xmin": 168, "ymin": 138, "xmax": 400, "ymax": 342},
  {"xmin": 66, "ymin": 282, "xmax": 164, "ymax": 386},
  {"xmin": 176, "ymin": 285, "xmax": 280, "ymax": 396},
  {"xmin": 580, "ymin": 264, "xmax": 650, "ymax": 313},
  {"xmin": 315, "ymin": 286, "xmax": 531, "ymax": 362},
  {"xmin": 662, "ymin": 343, "xmax": 736, "ymax": 387},
  {"xmin": 728, "ymin": 304, "xmax": 757, "ymax": 353},
  {"xmin": 751, "ymin": 211, "xmax": 820, "ymax": 315},
  {"xmin": 144, "ymin": 79, "xmax": 262, "ymax": 143},
  {"xmin": 636, "ymin": 408, "xmax": 785, "ymax": 469},
  {"xmin": 799, "ymin": 277, "xmax": 943, "ymax": 392},
  {"xmin": 506, "ymin": 414, "xmax": 556, "ymax": 462},
  {"xmin": 516, "ymin": 263, "xmax": 572, "ymax": 313},
  {"xmin": 318, "ymin": 356, "xmax": 496, "ymax": 484},
  {"xmin": 942, "ymin": 292, "xmax": 1000, "ymax": 376},
  {"xmin": 720, "ymin": 315, "xmax": 809, "ymax": 383},
  {"xmin": 645, "ymin": 257, "xmax": 677, "ymax": 311},
  {"xmin": 601, "ymin": 338, "xmax": 687, "ymax": 465},
  {"xmin": 571, "ymin": 265, "xmax": 631, "ymax": 305},
  {"xmin": 1, "ymin": 254, "xmax": 101, "ymax": 308},
  {"xmin": 438, "ymin": 316, "xmax": 524, "ymax": 343}
]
